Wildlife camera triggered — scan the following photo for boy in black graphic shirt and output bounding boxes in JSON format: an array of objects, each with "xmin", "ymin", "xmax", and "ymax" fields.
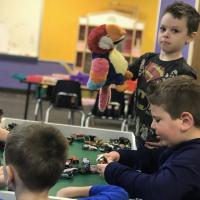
[{"xmin": 128, "ymin": 1, "xmax": 200, "ymax": 148}]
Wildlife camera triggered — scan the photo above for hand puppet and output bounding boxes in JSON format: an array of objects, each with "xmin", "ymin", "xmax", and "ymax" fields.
[{"xmin": 87, "ymin": 24, "xmax": 133, "ymax": 111}]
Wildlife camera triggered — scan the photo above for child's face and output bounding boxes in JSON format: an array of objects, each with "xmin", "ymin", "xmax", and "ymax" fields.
[
  {"xmin": 150, "ymin": 104, "xmax": 182, "ymax": 147},
  {"xmin": 158, "ymin": 13, "xmax": 192, "ymax": 55}
]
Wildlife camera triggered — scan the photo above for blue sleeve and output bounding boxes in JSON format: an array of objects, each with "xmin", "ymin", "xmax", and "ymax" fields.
[{"xmin": 78, "ymin": 185, "xmax": 128, "ymax": 200}]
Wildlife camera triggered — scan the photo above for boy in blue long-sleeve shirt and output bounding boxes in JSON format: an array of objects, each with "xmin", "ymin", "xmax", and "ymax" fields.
[{"xmin": 97, "ymin": 75, "xmax": 200, "ymax": 200}]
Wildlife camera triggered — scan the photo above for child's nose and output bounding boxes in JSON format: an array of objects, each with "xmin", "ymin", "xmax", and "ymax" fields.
[
  {"xmin": 163, "ymin": 30, "xmax": 170, "ymax": 37},
  {"xmin": 151, "ymin": 120, "xmax": 156, "ymax": 129}
]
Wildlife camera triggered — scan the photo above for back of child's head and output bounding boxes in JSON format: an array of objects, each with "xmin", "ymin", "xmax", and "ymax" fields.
[
  {"xmin": 148, "ymin": 75, "xmax": 200, "ymax": 127},
  {"xmin": 163, "ymin": 1, "xmax": 200, "ymax": 34},
  {"xmin": 5, "ymin": 123, "xmax": 68, "ymax": 191}
]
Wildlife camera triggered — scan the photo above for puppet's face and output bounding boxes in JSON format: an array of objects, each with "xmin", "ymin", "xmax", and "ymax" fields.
[{"xmin": 87, "ymin": 24, "xmax": 126, "ymax": 54}]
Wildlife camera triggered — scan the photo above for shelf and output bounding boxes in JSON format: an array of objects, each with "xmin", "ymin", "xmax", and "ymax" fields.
[{"xmin": 75, "ymin": 10, "xmax": 144, "ymax": 73}]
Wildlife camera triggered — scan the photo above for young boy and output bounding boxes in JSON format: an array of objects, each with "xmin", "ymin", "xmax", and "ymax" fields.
[
  {"xmin": 128, "ymin": 1, "xmax": 200, "ymax": 148},
  {"xmin": 97, "ymin": 75, "xmax": 200, "ymax": 200},
  {"xmin": 2, "ymin": 123, "xmax": 128, "ymax": 200}
]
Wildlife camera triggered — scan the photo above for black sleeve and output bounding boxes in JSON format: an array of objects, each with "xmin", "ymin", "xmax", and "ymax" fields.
[
  {"xmin": 128, "ymin": 57, "xmax": 142, "ymax": 80},
  {"xmin": 180, "ymin": 60, "xmax": 197, "ymax": 79}
]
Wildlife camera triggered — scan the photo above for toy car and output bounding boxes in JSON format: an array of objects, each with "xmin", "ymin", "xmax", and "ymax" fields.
[
  {"xmin": 69, "ymin": 155, "xmax": 79, "ymax": 165},
  {"xmin": 61, "ymin": 167, "xmax": 79, "ymax": 179},
  {"xmin": 96, "ymin": 154, "xmax": 107, "ymax": 164},
  {"xmin": 7, "ymin": 123, "xmax": 18, "ymax": 131},
  {"xmin": 81, "ymin": 157, "xmax": 90, "ymax": 174},
  {"xmin": 61, "ymin": 168, "xmax": 74, "ymax": 179},
  {"xmin": 99, "ymin": 143, "xmax": 114, "ymax": 152},
  {"xmin": 64, "ymin": 159, "xmax": 73, "ymax": 168},
  {"xmin": 66, "ymin": 136, "xmax": 74, "ymax": 145},
  {"xmin": 119, "ymin": 137, "xmax": 131, "ymax": 146},
  {"xmin": 82, "ymin": 144, "xmax": 97, "ymax": 151},
  {"xmin": 72, "ymin": 133, "xmax": 85, "ymax": 142},
  {"xmin": 84, "ymin": 135, "xmax": 97, "ymax": 142}
]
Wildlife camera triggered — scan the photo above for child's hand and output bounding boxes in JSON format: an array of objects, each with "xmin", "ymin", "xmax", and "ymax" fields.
[
  {"xmin": 0, "ymin": 127, "xmax": 9, "ymax": 142},
  {"xmin": 124, "ymin": 70, "xmax": 133, "ymax": 80},
  {"xmin": 0, "ymin": 166, "xmax": 6, "ymax": 188},
  {"xmin": 104, "ymin": 151, "xmax": 120, "ymax": 162},
  {"xmin": 96, "ymin": 163, "xmax": 107, "ymax": 177}
]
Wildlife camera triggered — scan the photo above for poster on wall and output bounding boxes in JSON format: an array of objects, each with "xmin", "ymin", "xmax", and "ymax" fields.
[
  {"xmin": 155, "ymin": 0, "xmax": 196, "ymax": 60},
  {"xmin": 0, "ymin": 0, "xmax": 43, "ymax": 59}
]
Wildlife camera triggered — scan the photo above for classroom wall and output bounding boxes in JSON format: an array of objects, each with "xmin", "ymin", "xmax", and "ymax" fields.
[{"xmin": 39, "ymin": 0, "xmax": 159, "ymax": 63}]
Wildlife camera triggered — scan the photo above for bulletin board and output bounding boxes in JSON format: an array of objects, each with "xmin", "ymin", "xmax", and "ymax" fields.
[{"xmin": 0, "ymin": 0, "xmax": 44, "ymax": 58}]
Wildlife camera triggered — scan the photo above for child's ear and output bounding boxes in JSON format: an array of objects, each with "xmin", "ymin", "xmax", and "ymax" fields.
[
  {"xmin": 186, "ymin": 32, "xmax": 197, "ymax": 44},
  {"xmin": 3, "ymin": 165, "xmax": 14, "ymax": 186},
  {"xmin": 179, "ymin": 112, "xmax": 194, "ymax": 132}
]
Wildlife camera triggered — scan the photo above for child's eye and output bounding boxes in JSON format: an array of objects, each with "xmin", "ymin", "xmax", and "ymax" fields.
[
  {"xmin": 159, "ymin": 26, "xmax": 166, "ymax": 32},
  {"xmin": 153, "ymin": 118, "xmax": 161, "ymax": 123},
  {"xmin": 171, "ymin": 29, "xmax": 179, "ymax": 33}
]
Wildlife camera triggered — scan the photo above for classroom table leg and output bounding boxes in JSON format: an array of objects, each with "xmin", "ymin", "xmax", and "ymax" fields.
[{"xmin": 24, "ymin": 83, "xmax": 32, "ymax": 119}]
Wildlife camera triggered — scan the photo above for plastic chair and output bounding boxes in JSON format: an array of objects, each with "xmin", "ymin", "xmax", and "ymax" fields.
[
  {"xmin": 84, "ymin": 88, "xmax": 128, "ymax": 131},
  {"xmin": 121, "ymin": 92, "xmax": 137, "ymax": 132},
  {"xmin": 45, "ymin": 80, "xmax": 85, "ymax": 126}
]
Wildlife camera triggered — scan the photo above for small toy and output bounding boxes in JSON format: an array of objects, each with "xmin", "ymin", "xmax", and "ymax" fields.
[
  {"xmin": 81, "ymin": 157, "xmax": 91, "ymax": 174},
  {"xmin": 61, "ymin": 169, "xmax": 73, "ymax": 179},
  {"xmin": 84, "ymin": 135, "xmax": 97, "ymax": 142},
  {"xmin": 7, "ymin": 123, "xmax": 18, "ymax": 131},
  {"xmin": 66, "ymin": 136, "xmax": 74, "ymax": 145},
  {"xmin": 99, "ymin": 142, "xmax": 114, "ymax": 152},
  {"xmin": 87, "ymin": 24, "xmax": 133, "ymax": 111},
  {"xmin": 61, "ymin": 167, "xmax": 78, "ymax": 179},
  {"xmin": 82, "ymin": 144, "xmax": 98, "ymax": 151},
  {"xmin": 69, "ymin": 155, "xmax": 79, "ymax": 165},
  {"xmin": 72, "ymin": 133, "xmax": 85, "ymax": 142},
  {"xmin": 96, "ymin": 154, "xmax": 107, "ymax": 164},
  {"xmin": 64, "ymin": 159, "xmax": 73, "ymax": 168}
]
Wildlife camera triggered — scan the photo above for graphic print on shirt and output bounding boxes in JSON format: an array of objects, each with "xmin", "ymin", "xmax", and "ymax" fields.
[
  {"xmin": 137, "ymin": 62, "xmax": 165, "ymax": 111},
  {"xmin": 136, "ymin": 62, "xmax": 179, "ymax": 141},
  {"xmin": 144, "ymin": 62, "xmax": 165, "ymax": 82}
]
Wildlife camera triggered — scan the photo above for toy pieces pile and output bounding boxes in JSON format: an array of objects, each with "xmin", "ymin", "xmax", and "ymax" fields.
[
  {"xmin": 61, "ymin": 157, "xmax": 98, "ymax": 179},
  {"xmin": 67, "ymin": 133, "xmax": 131, "ymax": 153},
  {"xmin": 83, "ymin": 137, "xmax": 131, "ymax": 153},
  {"xmin": 6, "ymin": 122, "xmax": 18, "ymax": 131}
]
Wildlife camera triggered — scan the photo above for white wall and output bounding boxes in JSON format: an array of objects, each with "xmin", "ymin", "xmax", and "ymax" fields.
[{"xmin": 0, "ymin": 0, "xmax": 43, "ymax": 58}]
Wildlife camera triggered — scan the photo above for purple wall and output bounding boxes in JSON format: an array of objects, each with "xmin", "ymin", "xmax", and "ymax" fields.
[
  {"xmin": 0, "ymin": 59, "xmax": 70, "ymax": 90},
  {"xmin": 155, "ymin": 0, "xmax": 196, "ymax": 59}
]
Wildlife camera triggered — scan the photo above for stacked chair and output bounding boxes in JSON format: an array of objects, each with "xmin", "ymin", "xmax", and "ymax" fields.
[{"xmin": 45, "ymin": 80, "xmax": 85, "ymax": 126}]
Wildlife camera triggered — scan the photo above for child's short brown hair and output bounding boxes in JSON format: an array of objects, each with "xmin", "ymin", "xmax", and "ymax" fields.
[
  {"xmin": 163, "ymin": 1, "xmax": 200, "ymax": 34},
  {"xmin": 5, "ymin": 123, "xmax": 68, "ymax": 191},
  {"xmin": 148, "ymin": 75, "xmax": 200, "ymax": 127}
]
